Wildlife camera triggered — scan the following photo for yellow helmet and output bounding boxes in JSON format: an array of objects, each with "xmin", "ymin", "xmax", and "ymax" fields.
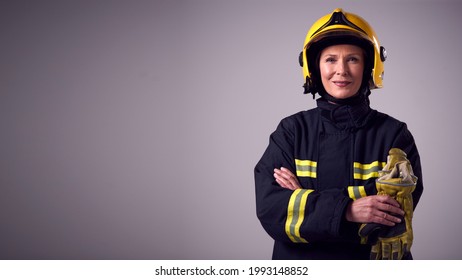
[{"xmin": 299, "ymin": 8, "xmax": 387, "ymax": 96}]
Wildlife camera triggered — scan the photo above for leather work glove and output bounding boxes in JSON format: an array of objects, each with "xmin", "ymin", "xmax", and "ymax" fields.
[{"xmin": 359, "ymin": 148, "xmax": 417, "ymax": 260}]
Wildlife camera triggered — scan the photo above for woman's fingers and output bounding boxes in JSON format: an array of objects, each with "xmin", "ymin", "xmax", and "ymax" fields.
[
  {"xmin": 371, "ymin": 211, "xmax": 401, "ymax": 226},
  {"xmin": 375, "ymin": 195, "xmax": 405, "ymax": 216},
  {"xmin": 273, "ymin": 167, "xmax": 301, "ymax": 190},
  {"xmin": 375, "ymin": 194, "xmax": 400, "ymax": 208},
  {"xmin": 346, "ymin": 195, "xmax": 405, "ymax": 226}
]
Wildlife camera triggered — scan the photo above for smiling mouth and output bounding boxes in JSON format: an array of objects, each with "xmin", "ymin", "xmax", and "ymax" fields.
[{"xmin": 333, "ymin": 81, "xmax": 351, "ymax": 87}]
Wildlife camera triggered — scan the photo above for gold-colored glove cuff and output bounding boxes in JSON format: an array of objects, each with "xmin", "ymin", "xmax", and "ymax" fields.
[{"xmin": 376, "ymin": 148, "xmax": 417, "ymax": 198}]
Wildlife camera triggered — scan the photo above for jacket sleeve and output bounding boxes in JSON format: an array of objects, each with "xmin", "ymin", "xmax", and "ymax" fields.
[
  {"xmin": 255, "ymin": 118, "xmax": 354, "ymax": 244},
  {"xmin": 392, "ymin": 123, "xmax": 424, "ymax": 209}
]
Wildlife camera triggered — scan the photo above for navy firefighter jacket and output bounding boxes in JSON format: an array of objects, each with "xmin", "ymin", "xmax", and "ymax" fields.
[{"xmin": 254, "ymin": 97, "xmax": 424, "ymax": 259}]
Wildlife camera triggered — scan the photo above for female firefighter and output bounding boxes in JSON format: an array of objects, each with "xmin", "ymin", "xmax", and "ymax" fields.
[{"xmin": 254, "ymin": 8, "xmax": 423, "ymax": 260}]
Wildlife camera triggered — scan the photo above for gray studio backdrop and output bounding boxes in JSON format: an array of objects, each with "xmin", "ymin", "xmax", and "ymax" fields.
[{"xmin": 1, "ymin": 0, "xmax": 461, "ymax": 259}]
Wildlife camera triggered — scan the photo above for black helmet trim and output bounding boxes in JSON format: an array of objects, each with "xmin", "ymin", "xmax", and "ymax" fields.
[{"xmin": 311, "ymin": 11, "xmax": 368, "ymax": 41}]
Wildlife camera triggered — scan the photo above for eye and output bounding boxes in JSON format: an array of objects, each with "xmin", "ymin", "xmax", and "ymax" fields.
[
  {"xmin": 325, "ymin": 57, "xmax": 336, "ymax": 63},
  {"xmin": 347, "ymin": 56, "xmax": 360, "ymax": 63}
]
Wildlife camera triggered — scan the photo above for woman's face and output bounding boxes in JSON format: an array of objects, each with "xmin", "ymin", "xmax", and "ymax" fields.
[{"xmin": 319, "ymin": 44, "xmax": 364, "ymax": 99}]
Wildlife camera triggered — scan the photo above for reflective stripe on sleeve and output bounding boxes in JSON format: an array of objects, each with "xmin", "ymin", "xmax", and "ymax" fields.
[
  {"xmin": 295, "ymin": 159, "xmax": 317, "ymax": 178},
  {"xmin": 285, "ymin": 189, "xmax": 314, "ymax": 243},
  {"xmin": 353, "ymin": 161, "xmax": 386, "ymax": 180},
  {"xmin": 347, "ymin": 186, "xmax": 367, "ymax": 200}
]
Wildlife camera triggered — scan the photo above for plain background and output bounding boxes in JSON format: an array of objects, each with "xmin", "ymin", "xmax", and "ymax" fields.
[{"xmin": 1, "ymin": 0, "xmax": 461, "ymax": 259}]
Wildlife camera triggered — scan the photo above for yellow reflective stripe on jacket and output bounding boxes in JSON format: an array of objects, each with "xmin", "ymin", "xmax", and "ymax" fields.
[
  {"xmin": 285, "ymin": 189, "xmax": 314, "ymax": 243},
  {"xmin": 295, "ymin": 159, "xmax": 317, "ymax": 178},
  {"xmin": 347, "ymin": 186, "xmax": 367, "ymax": 200},
  {"xmin": 353, "ymin": 161, "xmax": 386, "ymax": 180}
]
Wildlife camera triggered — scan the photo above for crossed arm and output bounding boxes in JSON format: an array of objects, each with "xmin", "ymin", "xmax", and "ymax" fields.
[{"xmin": 273, "ymin": 167, "xmax": 404, "ymax": 227}]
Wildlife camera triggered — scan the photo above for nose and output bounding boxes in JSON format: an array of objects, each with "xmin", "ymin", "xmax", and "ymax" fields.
[{"xmin": 336, "ymin": 60, "xmax": 348, "ymax": 76}]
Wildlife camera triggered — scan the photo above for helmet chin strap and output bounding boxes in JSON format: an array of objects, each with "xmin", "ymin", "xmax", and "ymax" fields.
[{"xmin": 319, "ymin": 86, "xmax": 371, "ymax": 106}]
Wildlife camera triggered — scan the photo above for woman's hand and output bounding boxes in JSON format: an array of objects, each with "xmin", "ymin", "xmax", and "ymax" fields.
[
  {"xmin": 273, "ymin": 167, "xmax": 301, "ymax": 190},
  {"xmin": 345, "ymin": 195, "xmax": 405, "ymax": 226}
]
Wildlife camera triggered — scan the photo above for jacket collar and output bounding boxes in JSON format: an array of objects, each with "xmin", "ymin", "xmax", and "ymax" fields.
[{"xmin": 317, "ymin": 95, "xmax": 374, "ymax": 130}]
